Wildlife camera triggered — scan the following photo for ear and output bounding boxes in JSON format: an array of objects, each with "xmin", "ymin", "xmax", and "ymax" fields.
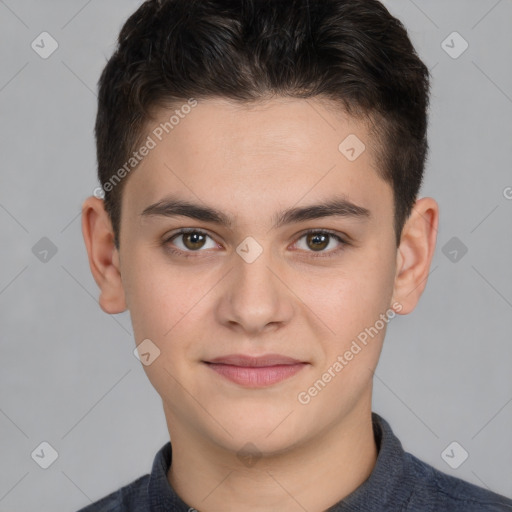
[
  {"xmin": 391, "ymin": 197, "xmax": 439, "ymax": 315},
  {"xmin": 81, "ymin": 196, "xmax": 127, "ymax": 314}
]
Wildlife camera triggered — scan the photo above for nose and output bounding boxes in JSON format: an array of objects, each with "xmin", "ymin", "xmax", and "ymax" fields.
[{"xmin": 215, "ymin": 239, "xmax": 295, "ymax": 335}]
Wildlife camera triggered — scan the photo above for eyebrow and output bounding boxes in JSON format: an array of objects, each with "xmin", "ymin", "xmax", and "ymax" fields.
[{"xmin": 140, "ymin": 195, "xmax": 371, "ymax": 229}]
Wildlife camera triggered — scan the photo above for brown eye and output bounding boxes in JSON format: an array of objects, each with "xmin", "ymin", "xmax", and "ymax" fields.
[
  {"xmin": 182, "ymin": 232, "xmax": 207, "ymax": 250},
  {"xmin": 293, "ymin": 230, "xmax": 348, "ymax": 257},
  {"xmin": 165, "ymin": 229, "xmax": 217, "ymax": 254},
  {"xmin": 306, "ymin": 232, "xmax": 329, "ymax": 251}
]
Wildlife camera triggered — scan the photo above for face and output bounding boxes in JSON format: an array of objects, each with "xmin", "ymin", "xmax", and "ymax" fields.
[{"xmin": 116, "ymin": 97, "xmax": 400, "ymax": 454}]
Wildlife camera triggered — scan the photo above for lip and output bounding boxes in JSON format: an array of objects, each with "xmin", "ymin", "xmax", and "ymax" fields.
[
  {"xmin": 203, "ymin": 354, "xmax": 308, "ymax": 388},
  {"xmin": 205, "ymin": 354, "xmax": 304, "ymax": 367}
]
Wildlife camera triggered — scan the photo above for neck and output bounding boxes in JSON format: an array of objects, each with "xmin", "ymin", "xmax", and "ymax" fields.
[{"xmin": 165, "ymin": 395, "xmax": 378, "ymax": 512}]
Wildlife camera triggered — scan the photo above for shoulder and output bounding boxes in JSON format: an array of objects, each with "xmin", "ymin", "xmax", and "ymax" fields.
[
  {"xmin": 75, "ymin": 474, "xmax": 150, "ymax": 512},
  {"xmin": 404, "ymin": 452, "xmax": 512, "ymax": 511}
]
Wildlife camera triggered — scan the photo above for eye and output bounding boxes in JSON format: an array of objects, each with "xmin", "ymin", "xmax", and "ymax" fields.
[
  {"xmin": 292, "ymin": 229, "xmax": 348, "ymax": 257},
  {"xmin": 164, "ymin": 229, "xmax": 218, "ymax": 254}
]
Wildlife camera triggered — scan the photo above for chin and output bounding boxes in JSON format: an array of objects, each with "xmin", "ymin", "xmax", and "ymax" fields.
[{"xmin": 203, "ymin": 410, "xmax": 312, "ymax": 457}]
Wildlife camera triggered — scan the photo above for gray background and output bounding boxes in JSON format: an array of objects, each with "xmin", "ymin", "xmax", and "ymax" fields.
[{"xmin": 1, "ymin": 0, "xmax": 511, "ymax": 510}]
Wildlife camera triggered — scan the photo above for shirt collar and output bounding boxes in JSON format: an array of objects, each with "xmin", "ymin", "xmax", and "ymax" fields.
[
  {"xmin": 328, "ymin": 412, "xmax": 411, "ymax": 511},
  {"xmin": 147, "ymin": 412, "xmax": 409, "ymax": 511}
]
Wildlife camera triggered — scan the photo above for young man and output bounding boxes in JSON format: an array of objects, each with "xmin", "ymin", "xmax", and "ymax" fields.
[{"xmin": 79, "ymin": 0, "xmax": 512, "ymax": 510}]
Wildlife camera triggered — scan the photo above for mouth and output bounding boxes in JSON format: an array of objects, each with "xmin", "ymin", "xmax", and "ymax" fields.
[{"xmin": 203, "ymin": 354, "xmax": 309, "ymax": 388}]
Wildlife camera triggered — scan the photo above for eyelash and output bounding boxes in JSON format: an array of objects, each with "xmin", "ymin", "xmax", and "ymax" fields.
[{"xmin": 163, "ymin": 228, "xmax": 349, "ymax": 259}]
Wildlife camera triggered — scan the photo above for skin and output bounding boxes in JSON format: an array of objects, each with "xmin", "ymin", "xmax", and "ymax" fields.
[{"xmin": 82, "ymin": 96, "xmax": 438, "ymax": 512}]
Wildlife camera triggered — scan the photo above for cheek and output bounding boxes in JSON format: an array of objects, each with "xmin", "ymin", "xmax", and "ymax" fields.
[
  {"xmin": 122, "ymin": 253, "xmax": 216, "ymax": 364},
  {"xmin": 313, "ymin": 257, "xmax": 395, "ymax": 332},
  {"xmin": 122, "ymin": 260, "xmax": 195, "ymax": 401},
  {"xmin": 307, "ymin": 250, "xmax": 396, "ymax": 365},
  {"xmin": 349, "ymin": 237, "xmax": 397, "ymax": 308},
  {"xmin": 120, "ymin": 249, "xmax": 179, "ymax": 341}
]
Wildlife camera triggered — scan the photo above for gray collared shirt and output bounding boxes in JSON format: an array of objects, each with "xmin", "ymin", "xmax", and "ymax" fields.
[{"xmin": 76, "ymin": 412, "xmax": 512, "ymax": 511}]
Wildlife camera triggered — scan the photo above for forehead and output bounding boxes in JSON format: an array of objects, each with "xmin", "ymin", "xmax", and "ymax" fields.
[
  {"xmin": 122, "ymin": 96, "xmax": 392, "ymax": 227},
  {"xmin": 147, "ymin": 96, "xmax": 371, "ymax": 160}
]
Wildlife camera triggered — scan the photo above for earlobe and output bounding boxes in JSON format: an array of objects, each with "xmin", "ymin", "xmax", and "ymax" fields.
[
  {"xmin": 81, "ymin": 196, "xmax": 128, "ymax": 314},
  {"xmin": 391, "ymin": 197, "xmax": 439, "ymax": 315}
]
